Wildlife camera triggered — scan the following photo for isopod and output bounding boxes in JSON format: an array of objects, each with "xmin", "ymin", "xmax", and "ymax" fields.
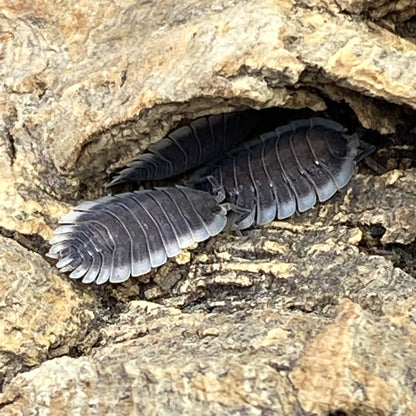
[
  {"xmin": 47, "ymin": 187, "xmax": 227, "ymax": 284},
  {"xmin": 108, "ymin": 109, "xmax": 259, "ymax": 186},
  {"xmin": 187, "ymin": 118, "xmax": 373, "ymax": 230}
]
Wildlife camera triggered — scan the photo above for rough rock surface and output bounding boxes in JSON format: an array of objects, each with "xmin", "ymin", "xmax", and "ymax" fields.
[
  {"xmin": 0, "ymin": 236, "xmax": 99, "ymax": 387},
  {"xmin": 1, "ymin": 0, "xmax": 416, "ymax": 415}
]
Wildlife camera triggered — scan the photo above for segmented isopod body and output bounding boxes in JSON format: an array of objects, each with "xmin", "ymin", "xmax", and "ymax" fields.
[
  {"xmin": 187, "ymin": 118, "xmax": 369, "ymax": 230},
  {"xmin": 108, "ymin": 109, "xmax": 259, "ymax": 187},
  {"xmin": 47, "ymin": 187, "xmax": 227, "ymax": 284}
]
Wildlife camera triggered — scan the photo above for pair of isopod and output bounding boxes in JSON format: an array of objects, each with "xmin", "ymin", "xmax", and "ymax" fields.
[{"xmin": 47, "ymin": 110, "xmax": 374, "ymax": 284}]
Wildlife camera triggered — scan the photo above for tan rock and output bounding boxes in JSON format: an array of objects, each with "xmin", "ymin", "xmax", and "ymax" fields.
[
  {"xmin": 0, "ymin": 302, "xmax": 326, "ymax": 415},
  {"xmin": 1, "ymin": 0, "xmax": 416, "ymax": 200},
  {"xmin": 0, "ymin": 236, "xmax": 98, "ymax": 385},
  {"xmin": 1, "ymin": 291, "xmax": 416, "ymax": 415},
  {"xmin": 341, "ymin": 169, "xmax": 416, "ymax": 244},
  {"xmin": 291, "ymin": 298, "xmax": 416, "ymax": 415}
]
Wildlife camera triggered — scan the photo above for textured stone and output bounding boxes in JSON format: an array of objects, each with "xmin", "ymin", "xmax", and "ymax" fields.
[
  {"xmin": 1, "ymin": 0, "xmax": 416, "ymax": 207},
  {"xmin": 0, "ymin": 236, "xmax": 98, "ymax": 387},
  {"xmin": 290, "ymin": 298, "xmax": 416, "ymax": 415},
  {"xmin": 1, "ymin": 0, "xmax": 416, "ymax": 415},
  {"xmin": 0, "ymin": 302, "xmax": 312, "ymax": 415},
  {"xmin": 2, "ymin": 166, "xmax": 416, "ymax": 414},
  {"xmin": 341, "ymin": 169, "xmax": 416, "ymax": 245},
  {"xmin": 1, "ymin": 294, "xmax": 415, "ymax": 415}
]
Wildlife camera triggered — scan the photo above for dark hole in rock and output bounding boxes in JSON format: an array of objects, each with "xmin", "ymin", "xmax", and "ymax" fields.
[{"xmin": 395, "ymin": 15, "xmax": 416, "ymax": 44}]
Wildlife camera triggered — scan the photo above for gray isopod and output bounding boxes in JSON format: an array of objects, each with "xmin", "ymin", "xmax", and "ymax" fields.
[
  {"xmin": 108, "ymin": 109, "xmax": 259, "ymax": 187},
  {"xmin": 187, "ymin": 117, "xmax": 373, "ymax": 230},
  {"xmin": 47, "ymin": 187, "xmax": 227, "ymax": 284}
]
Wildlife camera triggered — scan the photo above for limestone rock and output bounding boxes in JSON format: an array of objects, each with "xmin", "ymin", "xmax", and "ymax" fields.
[{"xmin": 1, "ymin": 0, "xmax": 416, "ymax": 415}]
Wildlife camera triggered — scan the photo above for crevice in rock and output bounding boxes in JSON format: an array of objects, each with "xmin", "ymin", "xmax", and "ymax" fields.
[
  {"xmin": 0, "ymin": 226, "xmax": 49, "ymax": 257},
  {"xmin": 5, "ymin": 129, "xmax": 16, "ymax": 166},
  {"xmin": 0, "ymin": 394, "xmax": 21, "ymax": 410},
  {"xmin": 373, "ymin": 124, "xmax": 416, "ymax": 171},
  {"xmin": 43, "ymin": 96, "xmax": 412, "ymax": 311},
  {"xmin": 303, "ymin": 84, "xmax": 416, "ymax": 173},
  {"xmin": 71, "ymin": 99, "xmax": 258, "ymax": 201},
  {"xmin": 299, "ymin": 66, "xmax": 416, "ymax": 134},
  {"xmin": 120, "ymin": 68, "xmax": 128, "ymax": 87},
  {"xmin": 358, "ymin": 224, "xmax": 387, "ymax": 251},
  {"xmin": 0, "ymin": 353, "xmax": 33, "ymax": 394},
  {"xmin": 395, "ymin": 15, "xmax": 416, "ymax": 43},
  {"xmin": 73, "ymin": 99, "xmax": 371, "ymax": 202},
  {"xmin": 327, "ymin": 410, "xmax": 348, "ymax": 416},
  {"xmin": 358, "ymin": 224, "xmax": 416, "ymax": 278},
  {"xmin": 384, "ymin": 241, "xmax": 416, "ymax": 278},
  {"xmin": 285, "ymin": 373, "xmax": 310, "ymax": 415},
  {"xmin": 46, "ymin": 76, "xmax": 416, "ymax": 205},
  {"xmin": 181, "ymin": 283, "xmax": 259, "ymax": 314},
  {"xmin": 47, "ymin": 291, "xmax": 130, "ymax": 359},
  {"xmin": 332, "ymin": 0, "xmax": 415, "ymax": 34}
]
